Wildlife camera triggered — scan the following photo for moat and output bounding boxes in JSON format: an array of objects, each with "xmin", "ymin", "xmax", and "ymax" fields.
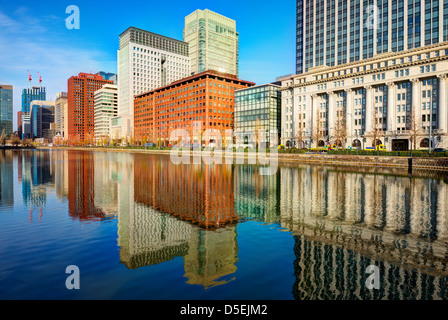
[{"xmin": 1, "ymin": 149, "xmax": 448, "ymax": 299}]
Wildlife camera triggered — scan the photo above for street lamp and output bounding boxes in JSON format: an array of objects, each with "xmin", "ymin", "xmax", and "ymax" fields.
[{"xmin": 429, "ymin": 88, "xmax": 437, "ymax": 154}]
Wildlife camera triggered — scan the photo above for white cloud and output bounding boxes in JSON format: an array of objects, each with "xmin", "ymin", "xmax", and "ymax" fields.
[{"xmin": 0, "ymin": 8, "xmax": 116, "ymax": 131}]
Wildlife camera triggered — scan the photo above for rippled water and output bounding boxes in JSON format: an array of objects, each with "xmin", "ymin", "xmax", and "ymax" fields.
[{"xmin": 1, "ymin": 149, "xmax": 448, "ymax": 300}]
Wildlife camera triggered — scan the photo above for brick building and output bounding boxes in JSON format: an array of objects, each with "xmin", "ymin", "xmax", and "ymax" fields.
[
  {"xmin": 134, "ymin": 70, "xmax": 254, "ymax": 146},
  {"xmin": 67, "ymin": 73, "xmax": 113, "ymax": 142}
]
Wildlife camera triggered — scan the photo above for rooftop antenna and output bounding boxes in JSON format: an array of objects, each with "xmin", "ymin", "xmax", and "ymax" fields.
[{"xmin": 27, "ymin": 70, "xmax": 32, "ymax": 90}]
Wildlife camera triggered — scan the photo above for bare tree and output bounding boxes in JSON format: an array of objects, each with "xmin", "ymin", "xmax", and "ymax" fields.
[
  {"xmin": 407, "ymin": 106, "xmax": 423, "ymax": 151},
  {"xmin": 311, "ymin": 114, "xmax": 323, "ymax": 148},
  {"xmin": 0, "ymin": 130, "xmax": 7, "ymax": 146},
  {"xmin": 7, "ymin": 135, "xmax": 21, "ymax": 147},
  {"xmin": 294, "ymin": 123, "xmax": 306, "ymax": 149},
  {"xmin": 333, "ymin": 110, "xmax": 348, "ymax": 149}
]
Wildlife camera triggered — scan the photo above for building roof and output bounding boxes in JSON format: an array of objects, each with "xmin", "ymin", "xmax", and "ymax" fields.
[
  {"xmin": 135, "ymin": 70, "xmax": 255, "ymax": 99},
  {"xmin": 119, "ymin": 26, "xmax": 188, "ymax": 45}
]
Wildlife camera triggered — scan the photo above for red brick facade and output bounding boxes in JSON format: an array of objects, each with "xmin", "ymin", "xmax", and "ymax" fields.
[
  {"xmin": 134, "ymin": 70, "xmax": 254, "ymax": 145},
  {"xmin": 68, "ymin": 73, "xmax": 113, "ymax": 142}
]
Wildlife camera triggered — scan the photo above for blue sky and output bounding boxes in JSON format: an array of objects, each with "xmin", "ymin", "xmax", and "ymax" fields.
[{"xmin": 0, "ymin": 1, "xmax": 296, "ymax": 130}]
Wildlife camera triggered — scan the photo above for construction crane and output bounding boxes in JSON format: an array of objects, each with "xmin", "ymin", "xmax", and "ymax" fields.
[
  {"xmin": 37, "ymin": 72, "xmax": 42, "ymax": 88},
  {"xmin": 27, "ymin": 70, "xmax": 32, "ymax": 90}
]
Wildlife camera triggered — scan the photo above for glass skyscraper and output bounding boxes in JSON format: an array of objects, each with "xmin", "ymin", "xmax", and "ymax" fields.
[
  {"xmin": 0, "ymin": 85, "xmax": 13, "ymax": 136},
  {"xmin": 21, "ymin": 87, "xmax": 46, "ymax": 139},
  {"xmin": 21, "ymin": 87, "xmax": 46, "ymax": 114},
  {"xmin": 297, "ymin": 0, "xmax": 448, "ymax": 74},
  {"xmin": 184, "ymin": 9, "xmax": 239, "ymax": 76}
]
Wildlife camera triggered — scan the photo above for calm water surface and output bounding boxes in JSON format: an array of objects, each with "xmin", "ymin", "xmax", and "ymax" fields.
[{"xmin": 1, "ymin": 149, "xmax": 448, "ymax": 300}]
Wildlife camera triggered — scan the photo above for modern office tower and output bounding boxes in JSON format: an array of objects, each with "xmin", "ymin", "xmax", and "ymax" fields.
[
  {"xmin": 184, "ymin": 9, "xmax": 239, "ymax": 76},
  {"xmin": 21, "ymin": 87, "xmax": 46, "ymax": 114},
  {"xmin": 115, "ymin": 27, "xmax": 191, "ymax": 141},
  {"xmin": 30, "ymin": 101, "xmax": 55, "ymax": 140},
  {"xmin": 296, "ymin": 0, "xmax": 448, "ymax": 74},
  {"xmin": 94, "ymin": 84, "xmax": 118, "ymax": 142},
  {"xmin": 67, "ymin": 73, "xmax": 113, "ymax": 142},
  {"xmin": 55, "ymin": 92, "xmax": 68, "ymax": 138},
  {"xmin": 134, "ymin": 70, "xmax": 254, "ymax": 146},
  {"xmin": 234, "ymin": 83, "xmax": 282, "ymax": 146},
  {"xmin": 0, "ymin": 85, "xmax": 13, "ymax": 136},
  {"xmin": 21, "ymin": 86, "xmax": 46, "ymax": 139},
  {"xmin": 281, "ymin": 42, "xmax": 448, "ymax": 150}
]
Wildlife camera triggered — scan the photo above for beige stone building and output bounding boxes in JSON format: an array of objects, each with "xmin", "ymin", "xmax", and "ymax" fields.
[{"xmin": 281, "ymin": 42, "xmax": 448, "ymax": 150}]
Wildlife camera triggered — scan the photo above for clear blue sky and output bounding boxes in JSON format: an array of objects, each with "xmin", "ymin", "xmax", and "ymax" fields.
[{"xmin": 0, "ymin": 0, "xmax": 296, "ymax": 131}]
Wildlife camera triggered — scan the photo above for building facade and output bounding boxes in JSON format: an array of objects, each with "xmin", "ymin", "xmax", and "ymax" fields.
[
  {"xmin": 30, "ymin": 101, "xmax": 55, "ymax": 140},
  {"xmin": 0, "ymin": 85, "xmax": 13, "ymax": 137},
  {"xmin": 282, "ymin": 41, "xmax": 448, "ymax": 150},
  {"xmin": 94, "ymin": 84, "xmax": 118, "ymax": 142},
  {"xmin": 67, "ymin": 73, "xmax": 113, "ymax": 142},
  {"xmin": 184, "ymin": 9, "xmax": 239, "ymax": 76},
  {"xmin": 116, "ymin": 27, "xmax": 191, "ymax": 141},
  {"xmin": 296, "ymin": 0, "xmax": 448, "ymax": 74},
  {"xmin": 234, "ymin": 83, "xmax": 282, "ymax": 146},
  {"xmin": 55, "ymin": 92, "xmax": 68, "ymax": 138},
  {"xmin": 21, "ymin": 86, "xmax": 46, "ymax": 139},
  {"xmin": 134, "ymin": 70, "xmax": 254, "ymax": 146}
]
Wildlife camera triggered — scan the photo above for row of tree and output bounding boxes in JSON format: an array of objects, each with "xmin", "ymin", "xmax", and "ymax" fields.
[{"xmin": 290, "ymin": 105, "xmax": 428, "ymax": 150}]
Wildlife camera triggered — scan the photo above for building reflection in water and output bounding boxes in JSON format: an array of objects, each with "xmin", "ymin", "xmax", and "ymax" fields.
[
  {"xmin": 20, "ymin": 150, "xmax": 55, "ymax": 209},
  {"xmin": 0, "ymin": 150, "xmax": 14, "ymax": 208},
  {"xmin": 233, "ymin": 165, "xmax": 281, "ymax": 224},
  {"xmin": 66, "ymin": 151, "xmax": 106, "ymax": 221},
  {"xmin": 133, "ymin": 154, "xmax": 237, "ymax": 229},
  {"xmin": 118, "ymin": 154, "xmax": 240, "ymax": 288},
  {"xmin": 280, "ymin": 165, "xmax": 448, "ymax": 300}
]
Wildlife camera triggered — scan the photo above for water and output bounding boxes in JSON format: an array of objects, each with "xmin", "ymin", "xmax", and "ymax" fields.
[{"xmin": 1, "ymin": 149, "xmax": 448, "ymax": 300}]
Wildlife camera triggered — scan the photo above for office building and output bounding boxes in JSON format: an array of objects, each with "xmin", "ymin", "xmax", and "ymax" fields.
[
  {"xmin": 184, "ymin": 9, "xmax": 239, "ymax": 76},
  {"xmin": 21, "ymin": 86, "xmax": 46, "ymax": 139},
  {"xmin": 67, "ymin": 73, "xmax": 113, "ymax": 142},
  {"xmin": 281, "ymin": 42, "xmax": 448, "ymax": 150},
  {"xmin": 94, "ymin": 84, "xmax": 118, "ymax": 142},
  {"xmin": 21, "ymin": 87, "xmax": 46, "ymax": 114},
  {"xmin": 0, "ymin": 85, "xmax": 13, "ymax": 136},
  {"xmin": 296, "ymin": 0, "xmax": 448, "ymax": 74},
  {"xmin": 115, "ymin": 27, "xmax": 191, "ymax": 141},
  {"xmin": 134, "ymin": 70, "xmax": 254, "ymax": 146},
  {"xmin": 234, "ymin": 83, "xmax": 282, "ymax": 146},
  {"xmin": 30, "ymin": 101, "xmax": 55, "ymax": 140},
  {"xmin": 55, "ymin": 92, "xmax": 68, "ymax": 138}
]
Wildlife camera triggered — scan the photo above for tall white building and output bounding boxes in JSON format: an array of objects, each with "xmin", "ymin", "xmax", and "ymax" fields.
[
  {"xmin": 94, "ymin": 84, "xmax": 118, "ymax": 142},
  {"xmin": 281, "ymin": 41, "xmax": 448, "ymax": 151},
  {"xmin": 184, "ymin": 9, "xmax": 239, "ymax": 76},
  {"xmin": 55, "ymin": 92, "xmax": 68, "ymax": 138},
  {"xmin": 115, "ymin": 27, "xmax": 191, "ymax": 141}
]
